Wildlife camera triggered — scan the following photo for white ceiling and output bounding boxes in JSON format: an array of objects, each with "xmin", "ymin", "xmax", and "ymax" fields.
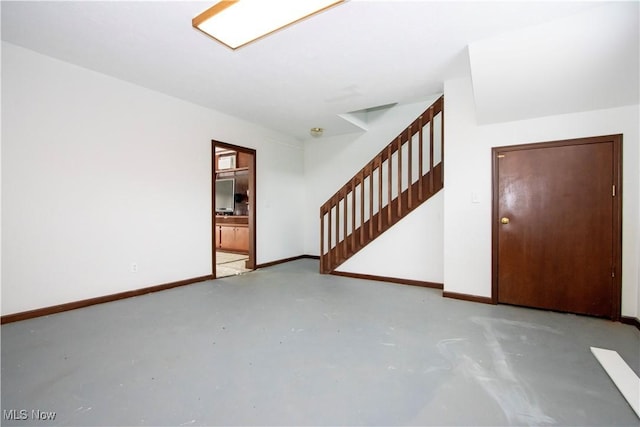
[
  {"xmin": 1, "ymin": 1, "xmax": 628, "ymax": 141},
  {"xmin": 469, "ymin": 2, "xmax": 639, "ymax": 124}
]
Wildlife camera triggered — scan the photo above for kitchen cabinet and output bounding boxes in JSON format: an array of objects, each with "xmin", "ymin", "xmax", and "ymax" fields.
[{"xmin": 214, "ymin": 218, "xmax": 249, "ymax": 254}]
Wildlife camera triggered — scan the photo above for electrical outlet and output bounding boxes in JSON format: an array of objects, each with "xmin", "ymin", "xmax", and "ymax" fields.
[{"xmin": 131, "ymin": 263, "xmax": 138, "ymax": 273}]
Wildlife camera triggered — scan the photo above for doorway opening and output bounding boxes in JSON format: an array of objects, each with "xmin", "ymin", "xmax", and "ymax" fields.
[
  {"xmin": 212, "ymin": 141, "xmax": 256, "ymax": 278},
  {"xmin": 491, "ymin": 134, "xmax": 622, "ymax": 319}
]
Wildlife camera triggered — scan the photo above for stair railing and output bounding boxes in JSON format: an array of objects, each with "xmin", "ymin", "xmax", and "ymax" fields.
[{"xmin": 319, "ymin": 96, "xmax": 444, "ymax": 273}]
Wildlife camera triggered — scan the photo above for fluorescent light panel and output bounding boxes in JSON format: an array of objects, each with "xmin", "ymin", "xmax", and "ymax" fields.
[{"xmin": 193, "ymin": 0, "xmax": 345, "ymax": 50}]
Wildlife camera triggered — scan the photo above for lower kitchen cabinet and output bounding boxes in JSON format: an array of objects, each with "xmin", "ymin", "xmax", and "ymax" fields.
[{"xmin": 215, "ymin": 224, "xmax": 249, "ymax": 253}]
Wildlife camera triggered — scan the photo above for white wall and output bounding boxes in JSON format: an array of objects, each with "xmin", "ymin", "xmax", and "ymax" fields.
[
  {"xmin": 1, "ymin": 42, "xmax": 305, "ymax": 315},
  {"xmin": 443, "ymin": 76, "xmax": 640, "ymax": 318}
]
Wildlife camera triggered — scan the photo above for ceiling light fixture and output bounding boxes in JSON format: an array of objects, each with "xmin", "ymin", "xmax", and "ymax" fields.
[
  {"xmin": 310, "ymin": 127, "xmax": 324, "ymax": 137},
  {"xmin": 193, "ymin": 0, "xmax": 346, "ymax": 50}
]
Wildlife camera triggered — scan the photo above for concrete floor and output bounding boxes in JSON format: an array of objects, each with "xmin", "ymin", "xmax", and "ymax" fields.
[{"xmin": 2, "ymin": 259, "xmax": 639, "ymax": 426}]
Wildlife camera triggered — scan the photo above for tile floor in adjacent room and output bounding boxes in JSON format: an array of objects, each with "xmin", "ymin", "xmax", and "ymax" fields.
[
  {"xmin": 215, "ymin": 251, "xmax": 251, "ymax": 278},
  {"xmin": 2, "ymin": 259, "xmax": 639, "ymax": 426}
]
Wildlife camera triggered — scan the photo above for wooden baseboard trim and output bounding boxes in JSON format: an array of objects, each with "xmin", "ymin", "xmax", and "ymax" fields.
[
  {"xmin": 255, "ymin": 254, "xmax": 319, "ymax": 269},
  {"xmin": 1, "ymin": 274, "xmax": 214, "ymax": 325},
  {"xmin": 330, "ymin": 270, "xmax": 443, "ymax": 290},
  {"xmin": 620, "ymin": 316, "xmax": 640, "ymax": 330},
  {"xmin": 443, "ymin": 291, "xmax": 494, "ymax": 305}
]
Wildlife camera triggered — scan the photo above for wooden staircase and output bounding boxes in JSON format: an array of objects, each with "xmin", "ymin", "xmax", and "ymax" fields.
[{"xmin": 320, "ymin": 96, "xmax": 444, "ymax": 273}]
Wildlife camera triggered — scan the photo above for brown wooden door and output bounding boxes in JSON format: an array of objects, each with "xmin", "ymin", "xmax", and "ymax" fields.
[{"xmin": 494, "ymin": 135, "xmax": 621, "ymax": 319}]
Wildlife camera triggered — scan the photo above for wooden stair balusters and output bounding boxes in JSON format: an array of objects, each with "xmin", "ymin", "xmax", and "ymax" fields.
[{"xmin": 320, "ymin": 96, "xmax": 444, "ymax": 274}]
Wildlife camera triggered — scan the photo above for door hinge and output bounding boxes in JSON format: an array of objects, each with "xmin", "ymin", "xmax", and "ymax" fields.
[
  {"xmin": 612, "ymin": 268, "xmax": 615, "ymax": 278},
  {"xmin": 612, "ymin": 185, "xmax": 616, "ymax": 197}
]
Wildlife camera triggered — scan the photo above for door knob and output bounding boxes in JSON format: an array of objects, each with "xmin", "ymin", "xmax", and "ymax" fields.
[{"xmin": 501, "ymin": 217, "xmax": 510, "ymax": 224}]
